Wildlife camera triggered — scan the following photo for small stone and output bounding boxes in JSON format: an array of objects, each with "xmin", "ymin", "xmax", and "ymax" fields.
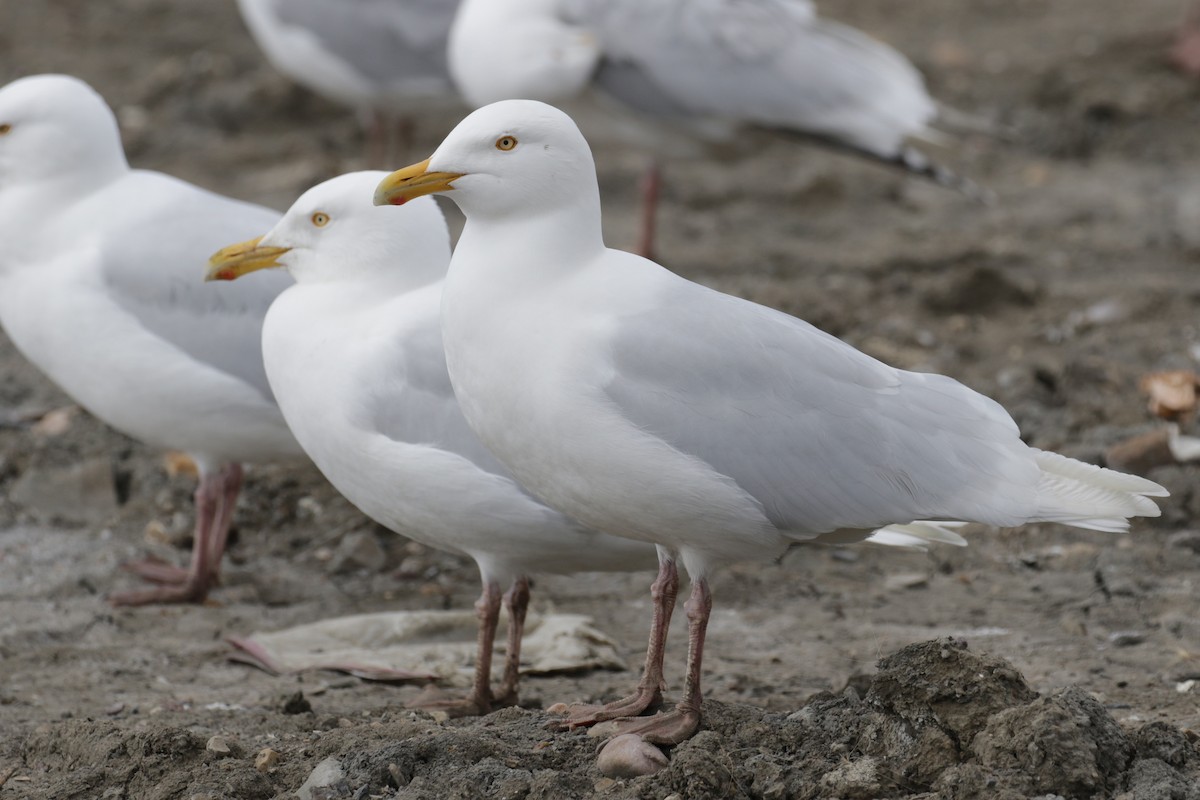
[
  {"xmin": 426, "ymin": 709, "xmax": 450, "ymax": 724},
  {"xmin": 596, "ymin": 733, "xmax": 670, "ymax": 778},
  {"xmin": 206, "ymin": 735, "xmax": 234, "ymax": 756},
  {"xmin": 104, "ymin": 701, "xmax": 125, "ymax": 716},
  {"xmin": 1107, "ymin": 631, "xmax": 1145, "ymax": 647},
  {"xmin": 296, "ymin": 757, "xmax": 347, "ymax": 800},
  {"xmin": 281, "ymin": 691, "xmax": 312, "ymax": 715},
  {"xmin": 884, "ymin": 572, "xmax": 929, "ymax": 591},
  {"xmin": 1176, "ymin": 680, "xmax": 1196, "ymax": 694},
  {"xmin": 593, "ymin": 778, "xmax": 617, "ymax": 791},
  {"xmin": 255, "ymin": 747, "xmax": 281, "ymax": 772}
]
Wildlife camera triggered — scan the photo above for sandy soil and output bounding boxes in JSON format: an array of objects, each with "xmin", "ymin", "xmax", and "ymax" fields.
[{"xmin": 3, "ymin": 1, "xmax": 1200, "ymax": 798}]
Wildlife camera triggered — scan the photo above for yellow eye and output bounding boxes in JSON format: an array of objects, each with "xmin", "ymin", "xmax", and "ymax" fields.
[
  {"xmin": 0, "ymin": 124, "xmax": 11, "ymax": 135},
  {"xmin": 495, "ymin": 135, "xmax": 517, "ymax": 151},
  {"xmin": 311, "ymin": 212, "xmax": 330, "ymax": 227}
]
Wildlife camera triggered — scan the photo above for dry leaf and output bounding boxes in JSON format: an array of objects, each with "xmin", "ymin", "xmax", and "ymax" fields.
[
  {"xmin": 1139, "ymin": 370, "xmax": 1200, "ymax": 421},
  {"xmin": 162, "ymin": 450, "xmax": 199, "ymax": 478}
]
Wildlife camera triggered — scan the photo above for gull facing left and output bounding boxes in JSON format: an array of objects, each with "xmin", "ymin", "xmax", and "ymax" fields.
[
  {"xmin": 375, "ymin": 100, "xmax": 1168, "ymax": 745},
  {"xmin": 0, "ymin": 74, "xmax": 304, "ymax": 605},
  {"xmin": 206, "ymin": 172, "xmax": 656, "ymax": 715}
]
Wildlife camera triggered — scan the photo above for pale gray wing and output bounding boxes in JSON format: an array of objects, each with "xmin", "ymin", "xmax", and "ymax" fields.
[
  {"xmin": 563, "ymin": 0, "xmax": 933, "ymax": 156},
  {"xmin": 96, "ymin": 171, "xmax": 289, "ymax": 403},
  {"xmin": 354, "ymin": 308, "xmax": 511, "ymax": 477},
  {"xmin": 602, "ymin": 278, "xmax": 1041, "ymax": 536},
  {"xmin": 268, "ymin": 0, "xmax": 457, "ymax": 89}
]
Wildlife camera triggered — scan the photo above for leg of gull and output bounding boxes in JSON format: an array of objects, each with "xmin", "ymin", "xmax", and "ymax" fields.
[
  {"xmin": 636, "ymin": 158, "xmax": 661, "ymax": 261},
  {"xmin": 407, "ymin": 579, "xmax": 503, "ymax": 717},
  {"xmin": 548, "ymin": 549, "xmax": 677, "ymax": 730},
  {"xmin": 110, "ymin": 470, "xmax": 222, "ymax": 606},
  {"xmin": 203, "ymin": 462, "xmax": 244, "ymax": 584},
  {"xmin": 604, "ymin": 576, "xmax": 710, "ymax": 745},
  {"xmin": 494, "ymin": 575, "xmax": 531, "ymax": 707}
]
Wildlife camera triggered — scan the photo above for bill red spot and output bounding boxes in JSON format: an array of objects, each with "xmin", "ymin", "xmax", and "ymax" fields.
[
  {"xmin": 218, "ymin": 269, "xmax": 234, "ymax": 280},
  {"xmin": 391, "ymin": 197, "xmax": 407, "ymax": 206}
]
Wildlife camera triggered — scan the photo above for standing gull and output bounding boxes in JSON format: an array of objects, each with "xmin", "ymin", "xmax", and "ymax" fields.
[
  {"xmin": 206, "ymin": 171, "xmax": 962, "ymax": 713},
  {"xmin": 374, "ymin": 100, "xmax": 1167, "ymax": 744},
  {"xmin": 0, "ymin": 74, "xmax": 304, "ymax": 606},
  {"xmin": 237, "ymin": 0, "xmax": 461, "ymax": 162},
  {"xmin": 207, "ymin": 171, "xmax": 655, "ymax": 714},
  {"xmin": 449, "ymin": 0, "xmax": 966, "ymax": 256}
]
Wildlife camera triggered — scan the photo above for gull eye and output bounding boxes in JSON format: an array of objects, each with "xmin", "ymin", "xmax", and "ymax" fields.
[
  {"xmin": 311, "ymin": 212, "xmax": 330, "ymax": 227},
  {"xmin": 0, "ymin": 124, "xmax": 11, "ymax": 135},
  {"xmin": 495, "ymin": 135, "xmax": 517, "ymax": 151}
]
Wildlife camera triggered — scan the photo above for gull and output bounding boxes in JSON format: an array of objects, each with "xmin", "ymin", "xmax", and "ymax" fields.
[
  {"xmin": 236, "ymin": 0, "xmax": 461, "ymax": 162},
  {"xmin": 449, "ymin": 0, "xmax": 971, "ymax": 256},
  {"xmin": 374, "ymin": 99, "xmax": 1167, "ymax": 744},
  {"xmin": 206, "ymin": 171, "xmax": 961, "ymax": 714},
  {"xmin": 205, "ymin": 171, "xmax": 653, "ymax": 714},
  {"xmin": 0, "ymin": 74, "xmax": 304, "ymax": 606}
]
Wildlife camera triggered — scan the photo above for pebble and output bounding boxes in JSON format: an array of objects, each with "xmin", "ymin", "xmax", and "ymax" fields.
[
  {"xmin": 1107, "ymin": 631, "xmax": 1146, "ymax": 647},
  {"xmin": 255, "ymin": 747, "xmax": 281, "ymax": 772},
  {"xmin": 296, "ymin": 757, "xmax": 347, "ymax": 800},
  {"xmin": 205, "ymin": 735, "xmax": 234, "ymax": 756},
  {"xmin": 596, "ymin": 733, "xmax": 670, "ymax": 778}
]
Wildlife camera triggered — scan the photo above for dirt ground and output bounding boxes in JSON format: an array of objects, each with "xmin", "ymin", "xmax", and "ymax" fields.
[{"xmin": 3, "ymin": 0, "xmax": 1200, "ymax": 798}]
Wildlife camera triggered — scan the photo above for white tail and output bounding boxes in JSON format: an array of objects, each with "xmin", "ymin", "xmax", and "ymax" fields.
[{"xmin": 1032, "ymin": 449, "xmax": 1167, "ymax": 533}]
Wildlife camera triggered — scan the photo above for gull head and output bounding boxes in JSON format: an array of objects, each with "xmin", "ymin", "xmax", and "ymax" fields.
[
  {"xmin": 208, "ymin": 171, "xmax": 450, "ymax": 287},
  {"xmin": 0, "ymin": 74, "xmax": 127, "ymax": 187},
  {"xmin": 374, "ymin": 99, "xmax": 598, "ymax": 221}
]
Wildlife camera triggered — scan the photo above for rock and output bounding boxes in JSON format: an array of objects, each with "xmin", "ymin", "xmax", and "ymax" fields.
[
  {"xmin": 281, "ymin": 691, "xmax": 312, "ymax": 715},
  {"xmin": 1168, "ymin": 530, "xmax": 1200, "ymax": 554},
  {"xmin": 819, "ymin": 756, "xmax": 882, "ymax": 799},
  {"xmin": 255, "ymin": 747, "xmax": 281, "ymax": 772},
  {"xmin": 596, "ymin": 734, "xmax": 669, "ymax": 778},
  {"xmin": 1107, "ymin": 631, "xmax": 1145, "ymax": 647},
  {"xmin": 884, "ymin": 572, "xmax": 929, "ymax": 591},
  {"xmin": 296, "ymin": 757, "xmax": 349, "ymax": 800},
  {"xmin": 205, "ymin": 735, "xmax": 239, "ymax": 757},
  {"xmin": 923, "ymin": 264, "xmax": 1038, "ymax": 315},
  {"xmin": 867, "ymin": 638, "xmax": 1038, "ymax": 750},
  {"xmin": 971, "ymin": 686, "xmax": 1134, "ymax": 797},
  {"xmin": 8, "ymin": 457, "xmax": 118, "ymax": 524}
]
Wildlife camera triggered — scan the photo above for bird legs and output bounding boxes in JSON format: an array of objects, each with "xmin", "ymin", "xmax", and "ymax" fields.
[
  {"xmin": 602, "ymin": 577, "xmax": 711, "ymax": 745},
  {"xmin": 636, "ymin": 159, "xmax": 662, "ymax": 261},
  {"xmin": 548, "ymin": 554, "xmax": 678, "ymax": 730},
  {"xmin": 407, "ymin": 576, "xmax": 530, "ymax": 717},
  {"xmin": 110, "ymin": 463, "xmax": 244, "ymax": 606}
]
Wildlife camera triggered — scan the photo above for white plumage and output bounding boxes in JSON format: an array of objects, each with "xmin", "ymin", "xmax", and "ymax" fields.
[
  {"xmin": 0, "ymin": 74, "xmax": 304, "ymax": 605},
  {"xmin": 373, "ymin": 99, "xmax": 1166, "ymax": 744}
]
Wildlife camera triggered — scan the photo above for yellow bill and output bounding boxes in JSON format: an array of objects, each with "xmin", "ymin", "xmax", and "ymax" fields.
[
  {"xmin": 373, "ymin": 158, "xmax": 464, "ymax": 207},
  {"xmin": 205, "ymin": 236, "xmax": 291, "ymax": 282}
]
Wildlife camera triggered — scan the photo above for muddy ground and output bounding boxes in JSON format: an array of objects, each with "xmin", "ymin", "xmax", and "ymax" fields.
[{"xmin": 3, "ymin": 0, "xmax": 1200, "ymax": 798}]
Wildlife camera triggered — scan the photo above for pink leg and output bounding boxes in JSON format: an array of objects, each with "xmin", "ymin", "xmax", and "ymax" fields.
[
  {"xmin": 495, "ymin": 576, "xmax": 532, "ymax": 707},
  {"xmin": 110, "ymin": 464, "xmax": 241, "ymax": 606},
  {"xmin": 407, "ymin": 579, "xmax": 503, "ymax": 717},
  {"xmin": 1172, "ymin": 4, "xmax": 1200, "ymax": 76},
  {"xmin": 365, "ymin": 109, "xmax": 387, "ymax": 168},
  {"xmin": 604, "ymin": 577, "xmax": 711, "ymax": 745},
  {"xmin": 548, "ymin": 553, "xmax": 677, "ymax": 730},
  {"xmin": 205, "ymin": 463, "xmax": 244, "ymax": 582},
  {"xmin": 636, "ymin": 159, "xmax": 661, "ymax": 261}
]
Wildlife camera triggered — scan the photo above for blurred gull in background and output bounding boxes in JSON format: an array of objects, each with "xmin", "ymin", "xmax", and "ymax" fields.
[
  {"xmin": 236, "ymin": 0, "xmax": 461, "ymax": 163},
  {"xmin": 449, "ymin": 0, "xmax": 977, "ymax": 257},
  {"xmin": 0, "ymin": 74, "xmax": 304, "ymax": 606}
]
